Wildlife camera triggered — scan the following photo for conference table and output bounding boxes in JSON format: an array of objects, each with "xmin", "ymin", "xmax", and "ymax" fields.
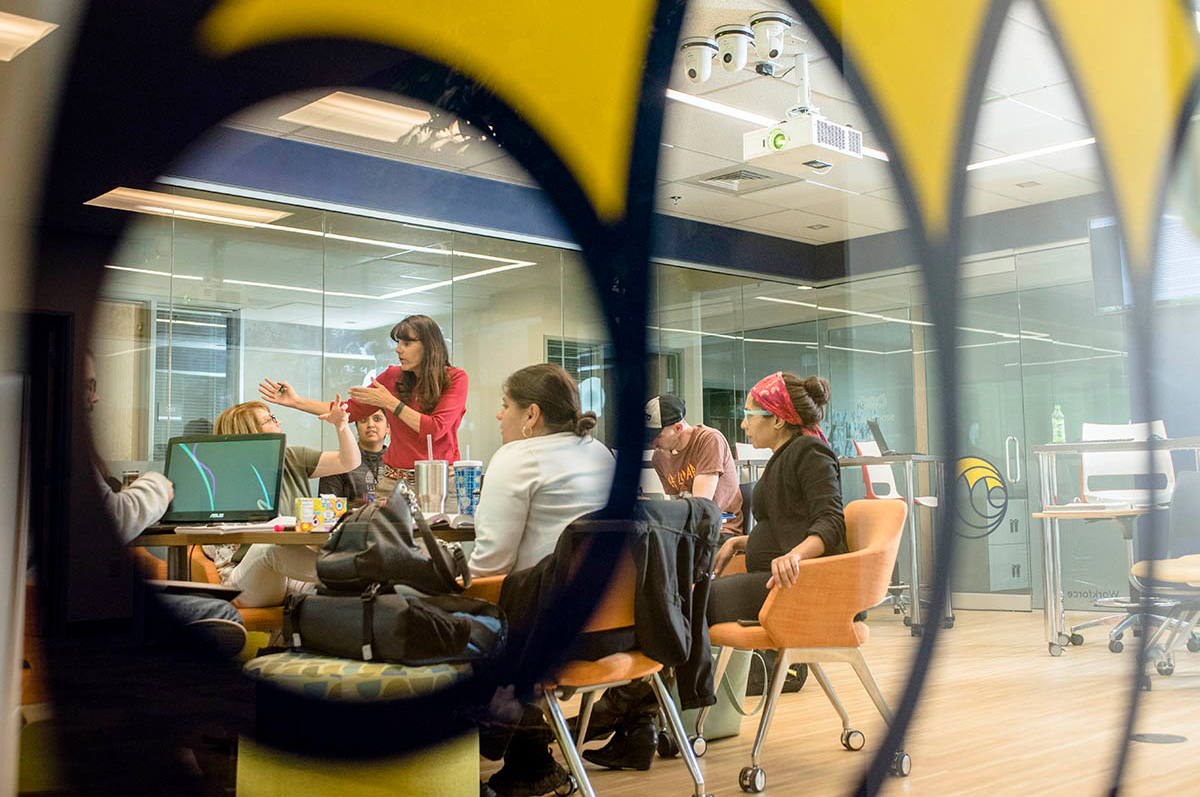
[
  {"xmin": 1031, "ymin": 436, "xmax": 1200, "ymax": 657},
  {"xmin": 131, "ymin": 525, "xmax": 476, "ymax": 580},
  {"xmin": 738, "ymin": 452, "xmax": 944, "ymax": 635}
]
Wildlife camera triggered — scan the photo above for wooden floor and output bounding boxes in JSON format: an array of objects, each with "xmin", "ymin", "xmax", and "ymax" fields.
[{"xmin": 484, "ymin": 608, "xmax": 1200, "ymax": 796}]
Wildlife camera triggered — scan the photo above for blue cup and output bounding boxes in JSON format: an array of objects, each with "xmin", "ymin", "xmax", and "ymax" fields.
[{"xmin": 454, "ymin": 460, "xmax": 483, "ymax": 515}]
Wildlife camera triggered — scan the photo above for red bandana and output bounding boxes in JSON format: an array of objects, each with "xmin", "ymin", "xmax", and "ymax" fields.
[{"xmin": 749, "ymin": 372, "xmax": 828, "ymax": 443}]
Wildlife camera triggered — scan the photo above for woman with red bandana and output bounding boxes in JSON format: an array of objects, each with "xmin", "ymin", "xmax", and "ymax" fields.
[{"xmin": 707, "ymin": 371, "xmax": 847, "ymax": 624}]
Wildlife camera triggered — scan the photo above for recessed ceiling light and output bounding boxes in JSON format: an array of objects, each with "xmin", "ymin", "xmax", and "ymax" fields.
[
  {"xmin": 0, "ymin": 11, "xmax": 58, "ymax": 61},
  {"xmin": 966, "ymin": 137, "xmax": 1096, "ymax": 171},
  {"xmin": 1016, "ymin": 180, "xmax": 1042, "ymax": 188},
  {"xmin": 280, "ymin": 91, "xmax": 432, "ymax": 142},
  {"xmin": 797, "ymin": 285, "xmax": 814, "ymax": 290},
  {"xmin": 807, "ymin": 223, "xmax": 830, "ymax": 230},
  {"xmin": 86, "ymin": 188, "xmax": 291, "ymax": 225}
]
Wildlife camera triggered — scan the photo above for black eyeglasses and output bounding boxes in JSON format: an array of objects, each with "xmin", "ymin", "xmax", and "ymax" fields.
[{"xmin": 262, "ymin": 414, "xmax": 279, "ymax": 427}]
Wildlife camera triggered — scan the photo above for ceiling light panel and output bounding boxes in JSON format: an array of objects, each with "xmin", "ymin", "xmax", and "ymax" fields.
[
  {"xmin": 279, "ymin": 91, "xmax": 432, "ymax": 143},
  {"xmin": 86, "ymin": 188, "xmax": 291, "ymax": 224},
  {"xmin": 0, "ymin": 11, "xmax": 58, "ymax": 61}
]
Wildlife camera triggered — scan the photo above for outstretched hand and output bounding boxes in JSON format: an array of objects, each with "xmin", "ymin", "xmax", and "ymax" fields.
[
  {"xmin": 259, "ymin": 378, "xmax": 299, "ymax": 408},
  {"xmin": 347, "ymin": 378, "xmax": 395, "ymax": 411},
  {"xmin": 318, "ymin": 394, "xmax": 349, "ymax": 430}
]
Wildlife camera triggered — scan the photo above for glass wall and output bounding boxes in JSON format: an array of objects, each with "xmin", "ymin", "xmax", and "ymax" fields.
[{"xmin": 94, "ymin": 186, "xmax": 612, "ymax": 485}]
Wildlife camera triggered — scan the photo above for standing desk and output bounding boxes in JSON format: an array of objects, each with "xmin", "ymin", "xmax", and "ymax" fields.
[
  {"xmin": 737, "ymin": 452, "xmax": 944, "ymax": 634},
  {"xmin": 1032, "ymin": 436, "xmax": 1200, "ymax": 656}
]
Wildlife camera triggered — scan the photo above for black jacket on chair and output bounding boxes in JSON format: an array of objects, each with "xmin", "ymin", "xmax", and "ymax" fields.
[{"xmin": 498, "ymin": 498, "xmax": 723, "ymax": 709}]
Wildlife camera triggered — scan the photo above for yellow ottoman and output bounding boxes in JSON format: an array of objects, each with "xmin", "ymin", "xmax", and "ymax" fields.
[{"xmin": 239, "ymin": 651, "xmax": 478, "ymax": 797}]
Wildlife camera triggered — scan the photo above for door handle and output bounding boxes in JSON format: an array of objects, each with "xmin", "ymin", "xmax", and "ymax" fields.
[{"xmin": 1005, "ymin": 436, "xmax": 1017, "ymax": 483}]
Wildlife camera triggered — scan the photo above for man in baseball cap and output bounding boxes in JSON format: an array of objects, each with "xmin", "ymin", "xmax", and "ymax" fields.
[{"xmin": 644, "ymin": 394, "xmax": 742, "ymax": 535}]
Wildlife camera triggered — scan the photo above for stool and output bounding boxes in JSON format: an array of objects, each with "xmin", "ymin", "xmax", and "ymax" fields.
[{"xmin": 239, "ymin": 651, "xmax": 478, "ymax": 797}]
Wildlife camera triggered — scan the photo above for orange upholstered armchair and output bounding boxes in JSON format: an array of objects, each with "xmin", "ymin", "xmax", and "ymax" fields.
[
  {"xmin": 700, "ymin": 498, "xmax": 910, "ymax": 792},
  {"xmin": 131, "ymin": 546, "xmax": 283, "ymax": 633}
]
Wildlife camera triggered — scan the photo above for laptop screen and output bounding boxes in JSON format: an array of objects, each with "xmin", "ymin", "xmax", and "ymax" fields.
[{"xmin": 161, "ymin": 434, "xmax": 286, "ymax": 523}]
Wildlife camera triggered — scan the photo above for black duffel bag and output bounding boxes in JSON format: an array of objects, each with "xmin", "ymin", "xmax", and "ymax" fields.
[
  {"xmin": 317, "ymin": 479, "xmax": 470, "ymax": 595},
  {"xmin": 283, "ymin": 585, "xmax": 506, "ymax": 665}
]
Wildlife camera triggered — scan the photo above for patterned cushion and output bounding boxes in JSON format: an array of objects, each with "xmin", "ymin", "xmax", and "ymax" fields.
[{"xmin": 244, "ymin": 651, "xmax": 472, "ymax": 701}]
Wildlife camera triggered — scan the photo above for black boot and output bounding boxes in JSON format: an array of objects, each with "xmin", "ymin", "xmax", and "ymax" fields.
[
  {"xmin": 570, "ymin": 682, "xmax": 655, "ymax": 743},
  {"xmin": 487, "ymin": 726, "xmax": 571, "ymax": 797},
  {"xmin": 581, "ymin": 716, "xmax": 657, "ymax": 771}
]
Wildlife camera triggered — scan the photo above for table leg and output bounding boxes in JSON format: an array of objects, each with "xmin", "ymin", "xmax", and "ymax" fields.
[
  {"xmin": 1038, "ymin": 453, "xmax": 1060, "ymax": 655},
  {"xmin": 904, "ymin": 461, "xmax": 921, "ymax": 634},
  {"xmin": 167, "ymin": 546, "xmax": 189, "ymax": 581}
]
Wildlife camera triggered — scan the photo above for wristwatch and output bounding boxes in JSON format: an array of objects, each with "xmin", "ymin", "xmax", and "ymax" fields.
[{"xmin": 392, "ymin": 399, "xmax": 405, "ymax": 417}]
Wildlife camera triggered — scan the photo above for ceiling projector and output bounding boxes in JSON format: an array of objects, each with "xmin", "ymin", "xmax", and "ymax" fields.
[{"xmin": 743, "ymin": 115, "xmax": 863, "ymax": 174}]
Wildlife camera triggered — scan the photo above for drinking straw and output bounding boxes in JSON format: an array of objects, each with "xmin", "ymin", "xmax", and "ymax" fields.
[
  {"xmin": 427, "ymin": 434, "xmax": 434, "ymax": 462},
  {"xmin": 466, "ymin": 445, "xmax": 471, "ymax": 460}
]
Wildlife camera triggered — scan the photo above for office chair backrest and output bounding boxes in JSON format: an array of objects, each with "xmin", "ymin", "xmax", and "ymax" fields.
[
  {"xmin": 1081, "ymin": 421, "xmax": 1175, "ymax": 505},
  {"xmin": 1168, "ymin": 470, "xmax": 1200, "ymax": 558},
  {"xmin": 853, "ymin": 439, "xmax": 902, "ymax": 500},
  {"xmin": 845, "ymin": 499, "xmax": 908, "ymax": 605}
]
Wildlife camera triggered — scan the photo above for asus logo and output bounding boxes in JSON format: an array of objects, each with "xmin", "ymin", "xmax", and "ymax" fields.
[{"xmin": 208, "ymin": 512, "xmax": 225, "ymax": 518}]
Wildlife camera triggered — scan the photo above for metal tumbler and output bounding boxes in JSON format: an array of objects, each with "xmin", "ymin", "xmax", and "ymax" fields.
[{"xmin": 414, "ymin": 459, "xmax": 449, "ymax": 516}]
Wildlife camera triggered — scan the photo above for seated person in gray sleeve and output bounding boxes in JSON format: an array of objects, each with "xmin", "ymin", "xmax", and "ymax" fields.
[
  {"xmin": 318, "ymin": 409, "xmax": 389, "ymax": 506},
  {"xmin": 708, "ymin": 371, "xmax": 847, "ymax": 626}
]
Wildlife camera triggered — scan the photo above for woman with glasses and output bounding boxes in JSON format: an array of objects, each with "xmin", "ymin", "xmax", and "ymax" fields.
[
  {"xmin": 259, "ymin": 314, "xmax": 467, "ymax": 503},
  {"xmin": 707, "ymin": 371, "xmax": 846, "ymax": 625},
  {"xmin": 205, "ymin": 398, "xmax": 360, "ymax": 607}
]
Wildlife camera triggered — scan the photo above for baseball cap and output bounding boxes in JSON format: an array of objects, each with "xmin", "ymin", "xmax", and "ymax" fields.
[{"xmin": 644, "ymin": 394, "xmax": 686, "ymax": 443}]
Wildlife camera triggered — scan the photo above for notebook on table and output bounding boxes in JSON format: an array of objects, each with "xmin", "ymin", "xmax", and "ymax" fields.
[{"xmin": 145, "ymin": 433, "xmax": 287, "ymax": 532}]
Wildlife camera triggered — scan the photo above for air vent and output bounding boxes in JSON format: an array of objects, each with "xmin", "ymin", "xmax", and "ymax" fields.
[
  {"xmin": 815, "ymin": 118, "xmax": 862, "ymax": 157},
  {"xmin": 683, "ymin": 165, "xmax": 800, "ymax": 195}
]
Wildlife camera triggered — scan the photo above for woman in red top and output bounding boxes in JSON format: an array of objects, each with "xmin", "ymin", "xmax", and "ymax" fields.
[{"xmin": 259, "ymin": 314, "xmax": 468, "ymax": 502}]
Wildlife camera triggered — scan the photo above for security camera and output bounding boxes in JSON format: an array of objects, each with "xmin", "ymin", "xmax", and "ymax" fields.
[
  {"xmin": 749, "ymin": 11, "xmax": 793, "ymax": 62},
  {"xmin": 680, "ymin": 36, "xmax": 718, "ymax": 83},
  {"xmin": 715, "ymin": 24, "xmax": 753, "ymax": 72}
]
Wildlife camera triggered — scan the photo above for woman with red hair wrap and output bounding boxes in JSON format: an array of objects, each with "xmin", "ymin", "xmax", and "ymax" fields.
[{"xmin": 707, "ymin": 371, "xmax": 847, "ymax": 624}]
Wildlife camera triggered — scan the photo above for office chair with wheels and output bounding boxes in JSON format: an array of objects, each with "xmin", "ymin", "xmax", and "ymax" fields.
[
  {"xmin": 698, "ymin": 499, "xmax": 912, "ymax": 793},
  {"xmin": 1076, "ymin": 421, "xmax": 1175, "ymax": 650}
]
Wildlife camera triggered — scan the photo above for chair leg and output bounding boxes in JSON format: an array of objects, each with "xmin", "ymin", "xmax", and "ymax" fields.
[
  {"xmin": 694, "ymin": 645, "xmax": 734, "ymax": 739},
  {"xmin": 846, "ymin": 650, "xmax": 895, "ymax": 726},
  {"xmin": 809, "ymin": 662, "xmax": 852, "ymax": 732},
  {"xmin": 649, "ymin": 672, "xmax": 710, "ymax": 797},
  {"xmin": 575, "ymin": 691, "xmax": 595, "ymax": 748},
  {"xmin": 749, "ymin": 649, "xmax": 791, "ymax": 768},
  {"xmin": 543, "ymin": 689, "xmax": 595, "ymax": 797}
]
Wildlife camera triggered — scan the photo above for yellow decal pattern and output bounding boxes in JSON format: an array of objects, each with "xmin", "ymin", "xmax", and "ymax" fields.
[
  {"xmin": 199, "ymin": 0, "xmax": 658, "ymax": 223},
  {"xmin": 1039, "ymin": 0, "xmax": 1197, "ymax": 273}
]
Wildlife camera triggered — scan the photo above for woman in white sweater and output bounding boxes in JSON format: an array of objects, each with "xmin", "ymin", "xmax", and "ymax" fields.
[{"xmin": 469, "ymin": 363, "xmax": 615, "ymax": 578}]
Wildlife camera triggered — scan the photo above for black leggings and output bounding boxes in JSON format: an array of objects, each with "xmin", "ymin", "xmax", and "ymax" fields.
[{"xmin": 707, "ymin": 570, "xmax": 773, "ymax": 625}]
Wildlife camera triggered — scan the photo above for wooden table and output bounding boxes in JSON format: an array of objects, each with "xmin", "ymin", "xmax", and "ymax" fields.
[{"xmin": 131, "ymin": 531, "xmax": 330, "ymax": 580}]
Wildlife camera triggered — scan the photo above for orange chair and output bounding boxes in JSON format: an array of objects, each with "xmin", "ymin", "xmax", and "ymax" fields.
[
  {"xmin": 465, "ymin": 529, "xmax": 710, "ymax": 797},
  {"xmin": 132, "ymin": 546, "xmax": 283, "ymax": 632},
  {"xmin": 698, "ymin": 499, "xmax": 911, "ymax": 793}
]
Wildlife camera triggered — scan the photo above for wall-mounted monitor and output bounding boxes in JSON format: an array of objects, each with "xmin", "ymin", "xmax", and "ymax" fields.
[{"xmin": 1089, "ymin": 215, "xmax": 1200, "ymax": 313}]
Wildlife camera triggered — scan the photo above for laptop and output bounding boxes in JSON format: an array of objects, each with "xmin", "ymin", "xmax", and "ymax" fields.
[
  {"xmin": 151, "ymin": 433, "xmax": 286, "ymax": 529},
  {"xmin": 640, "ymin": 463, "xmax": 667, "ymax": 497},
  {"xmin": 867, "ymin": 419, "xmax": 900, "ymax": 456}
]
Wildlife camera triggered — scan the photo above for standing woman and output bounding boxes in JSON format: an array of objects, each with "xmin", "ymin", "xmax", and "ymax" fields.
[
  {"xmin": 707, "ymin": 371, "xmax": 846, "ymax": 625},
  {"xmin": 260, "ymin": 314, "xmax": 467, "ymax": 501}
]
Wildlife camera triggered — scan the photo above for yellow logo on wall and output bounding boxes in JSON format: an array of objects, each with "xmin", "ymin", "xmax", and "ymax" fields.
[{"xmin": 955, "ymin": 456, "xmax": 1008, "ymax": 538}]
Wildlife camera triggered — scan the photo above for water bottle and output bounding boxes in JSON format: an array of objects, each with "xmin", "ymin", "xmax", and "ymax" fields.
[{"xmin": 1051, "ymin": 404, "xmax": 1066, "ymax": 443}]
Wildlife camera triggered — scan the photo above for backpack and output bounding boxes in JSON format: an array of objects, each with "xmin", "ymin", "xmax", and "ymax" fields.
[{"xmin": 316, "ymin": 479, "xmax": 471, "ymax": 595}]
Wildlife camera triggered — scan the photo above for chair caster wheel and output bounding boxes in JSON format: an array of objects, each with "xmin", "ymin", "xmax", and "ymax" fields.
[
  {"xmin": 1188, "ymin": 636, "xmax": 1200, "ymax": 653},
  {"xmin": 657, "ymin": 731, "xmax": 679, "ymax": 758},
  {"xmin": 553, "ymin": 774, "xmax": 577, "ymax": 795},
  {"xmin": 911, "ymin": 624, "xmax": 923, "ymax": 637},
  {"xmin": 942, "ymin": 616, "xmax": 955, "ymax": 629},
  {"xmin": 1049, "ymin": 642, "xmax": 1063, "ymax": 657},
  {"xmin": 889, "ymin": 751, "xmax": 912, "ymax": 777},
  {"xmin": 1156, "ymin": 661, "xmax": 1175, "ymax": 676},
  {"xmin": 1057, "ymin": 632, "xmax": 1071, "ymax": 647},
  {"xmin": 1109, "ymin": 639, "xmax": 1124, "ymax": 653},
  {"xmin": 739, "ymin": 766, "xmax": 766, "ymax": 793},
  {"xmin": 841, "ymin": 729, "xmax": 865, "ymax": 750},
  {"xmin": 902, "ymin": 616, "xmax": 912, "ymax": 627},
  {"xmin": 1069, "ymin": 633, "xmax": 1085, "ymax": 646},
  {"xmin": 689, "ymin": 735, "xmax": 707, "ymax": 757},
  {"xmin": 1140, "ymin": 674, "xmax": 1152, "ymax": 691}
]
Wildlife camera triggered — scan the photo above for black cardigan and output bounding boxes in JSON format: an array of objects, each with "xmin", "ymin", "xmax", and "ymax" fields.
[{"xmin": 744, "ymin": 434, "xmax": 847, "ymax": 572}]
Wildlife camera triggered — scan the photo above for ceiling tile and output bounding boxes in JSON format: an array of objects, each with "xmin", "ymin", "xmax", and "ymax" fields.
[
  {"xmin": 1010, "ymin": 82, "xmax": 1089, "ymax": 127},
  {"xmin": 656, "ymin": 146, "xmax": 741, "ymax": 183},
  {"xmin": 661, "ymin": 101, "xmax": 756, "ymax": 161},
  {"xmin": 798, "ymin": 193, "xmax": 909, "ymax": 231},
  {"xmin": 967, "ymin": 161, "xmax": 1101, "ymax": 204},
  {"xmin": 982, "ymin": 11, "xmax": 1068, "ymax": 96},
  {"xmin": 1005, "ymin": 0, "xmax": 1051, "ymax": 33},
  {"xmin": 739, "ymin": 208, "xmax": 887, "ymax": 242},
  {"xmin": 963, "ymin": 187, "xmax": 1030, "ymax": 216},
  {"xmin": 973, "ymin": 97, "xmax": 1092, "ymax": 154},
  {"xmin": 655, "ymin": 181, "xmax": 785, "ymax": 222}
]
